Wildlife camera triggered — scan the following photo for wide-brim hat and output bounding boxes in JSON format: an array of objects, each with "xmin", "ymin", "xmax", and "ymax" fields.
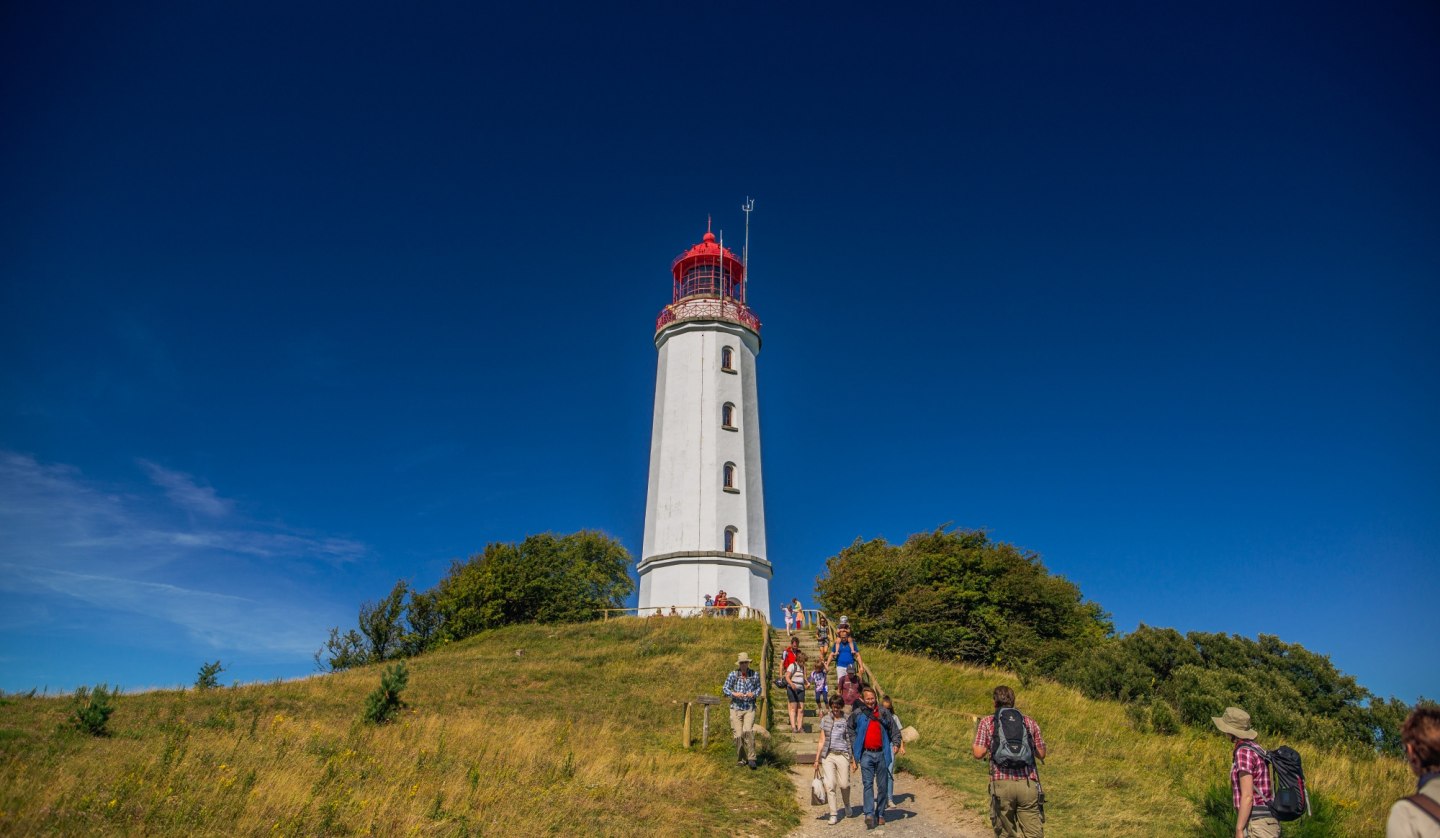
[
  {"xmin": 736, "ymin": 652, "xmax": 752, "ymax": 664},
  {"xmin": 1212, "ymin": 706, "xmax": 1258, "ymax": 739}
]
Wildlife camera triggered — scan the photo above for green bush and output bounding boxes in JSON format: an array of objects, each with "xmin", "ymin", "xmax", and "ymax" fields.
[
  {"xmin": 1190, "ymin": 781, "xmax": 1342, "ymax": 837},
  {"xmin": 364, "ymin": 661, "xmax": 409, "ymax": 724},
  {"xmin": 195, "ymin": 660, "xmax": 224, "ymax": 690},
  {"xmin": 71, "ymin": 684, "xmax": 116, "ymax": 736}
]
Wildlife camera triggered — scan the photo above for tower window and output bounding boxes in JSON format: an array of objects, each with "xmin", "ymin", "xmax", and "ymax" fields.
[
  {"xmin": 724, "ymin": 526, "xmax": 737, "ymax": 553},
  {"xmin": 723, "ymin": 462, "xmax": 738, "ymax": 492},
  {"xmin": 721, "ymin": 346, "xmax": 735, "ymax": 372},
  {"xmin": 721, "ymin": 403, "xmax": 737, "ymax": 430}
]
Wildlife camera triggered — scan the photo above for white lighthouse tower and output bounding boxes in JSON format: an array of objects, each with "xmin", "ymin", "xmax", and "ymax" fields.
[{"xmin": 638, "ymin": 218, "xmax": 771, "ymax": 622}]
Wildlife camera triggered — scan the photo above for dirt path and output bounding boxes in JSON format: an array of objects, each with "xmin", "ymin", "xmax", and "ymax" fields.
[{"xmin": 783, "ymin": 765, "xmax": 992, "ymax": 837}]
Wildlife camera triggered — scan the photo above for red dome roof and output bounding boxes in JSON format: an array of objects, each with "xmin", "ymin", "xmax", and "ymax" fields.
[{"xmin": 672, "ymin": 227, "xmax": 743, "ymax": 276}]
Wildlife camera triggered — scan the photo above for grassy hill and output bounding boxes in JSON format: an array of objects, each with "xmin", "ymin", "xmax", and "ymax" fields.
[
  {"xmin": 866, "ymin": 645, "xmax": 1410, "ymax": 837},
  {"xmin": 0, "ymin": 618, "xmax": 795, "ymax": 837},
  {"xmin": 0, "ymin": 619, "xmax": 1411, "ymax": 836}
]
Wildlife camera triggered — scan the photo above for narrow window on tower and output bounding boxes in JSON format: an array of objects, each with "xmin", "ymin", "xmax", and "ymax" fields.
[
  {"xmin": 722, "ymin": 402, "xmax": 737, "ymax": 430},
  {"xmin": 721, "ymin": 346, "xmax": 735, "ymax": 373},
  {"xmin": 723, "ymin": 462, "xmax": 738, "ymax": 492},
  {"xmin": 724, "ymin": 526, "xmax": 738, "ymax": 553}
]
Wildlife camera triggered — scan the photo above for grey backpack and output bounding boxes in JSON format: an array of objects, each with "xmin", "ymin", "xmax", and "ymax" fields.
[{"xmin": 990, "ymin": 708, "xmax": 1035, "ymax": 771}]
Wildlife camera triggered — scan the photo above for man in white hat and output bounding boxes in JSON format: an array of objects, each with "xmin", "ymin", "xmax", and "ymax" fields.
[
  {"xmin": 723, "ymin": 651, "xmax": 763, "ymax": 769},
  {"xmin": 1212, "ymin": 706, "xmax": 1282, "ymax": 838}
]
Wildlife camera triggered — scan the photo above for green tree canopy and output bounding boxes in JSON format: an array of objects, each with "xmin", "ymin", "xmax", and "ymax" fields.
[{"xmin": 815, "ymin": 527, "xmax": 1112, "ymax": 666}]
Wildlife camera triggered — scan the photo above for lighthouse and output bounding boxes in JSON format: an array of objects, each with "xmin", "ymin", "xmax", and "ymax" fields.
[{"xmin": 638, "ymin": 219, "xmax": 771, "ymax": 622}]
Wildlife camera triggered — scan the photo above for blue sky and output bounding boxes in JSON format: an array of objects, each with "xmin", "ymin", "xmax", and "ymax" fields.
[{"xmin": 2, "ymin": 2, "xmax": 1436, "ymax": 702}]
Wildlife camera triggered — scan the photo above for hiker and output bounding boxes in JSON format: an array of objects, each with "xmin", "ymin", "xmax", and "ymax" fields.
[
  {"xmin": 782, "ymin": 635, "xmax": 802, "ymax": 671},
  {"xmin": 883, "ymin": 695, "xmax": 906, "ymax": 807},
  {"xmin": 793, "ymin": 597, "xmax": 805, "ymax": 630},
  {"xmin": 814, "ymin": 695, "xmax": 854, "ymax": 825},
  {"xmin": 973, "ymin": 685, "xmax": 1047, "ymax": 838},
  {"xmin": 815, "ymin": 615, "xmax": 832, "ymax": 660},
  {"xmin": 832, "ymin": 621, "xmax": 864, "ymax": 680},
  {"xmin": 848, "ymin": 686, "xmax": 900, "ymax": 830},
  {"xmin": 837, "ymin": 668, "xmax": 864, "ymax": 713},
  {"xmin": 1388, "ymin": 705, "xmax": 1440, "ymax": 837},
  {"xmin": 811, "ymin": 658, "xmax": 829, "ymax": 714},
  {"xmin": 786, "ymin": 651, "xmax": 809, "ymax": 733},
  {"xmin": 669, "ymin": 605, "xmax": 679, "ymax": 617},
  {"xmin": 1212, "ymin": 706, "xmax": 1280, "ymax": 838},
  {"xmin": 783, "ymin": 601, "xmax": 796, "ymax": 634},
  {"xmin": 704, "ymin": 593, "xmax": 714, "ymax": 616},
  {"xmin": 723, "ymin": 651, "xmax": 762, "ymax": 769},
  {"xmin": 714, "ymin": 590, "xmax": 729, "ymax": 617}
]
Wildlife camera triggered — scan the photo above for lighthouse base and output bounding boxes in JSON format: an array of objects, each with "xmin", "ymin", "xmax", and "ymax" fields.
[{"xmin": 636, "ymin": 551, "xmax": 771, "ymax": 622}]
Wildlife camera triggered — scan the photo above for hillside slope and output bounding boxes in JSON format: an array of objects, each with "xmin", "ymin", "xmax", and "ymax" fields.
[
  {"xmin": 0, "ymin": 618, "xmax": 795, "ymax": 837},
  {"xmin": 1, "ymin": 619, "xmax": 1412, "ymax": 836},
  {"xmin": 864, "ymin": 645, "xmax": 1411, "ymax": 837}
]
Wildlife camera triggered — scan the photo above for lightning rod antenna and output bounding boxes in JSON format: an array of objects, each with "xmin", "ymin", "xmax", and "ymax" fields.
[{"xmin": 741, "ymin": 197, "xmax": 754, "ymax": 304}]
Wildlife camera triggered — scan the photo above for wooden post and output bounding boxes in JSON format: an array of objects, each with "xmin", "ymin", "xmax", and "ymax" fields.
[
  {"xmin": 683, "ymin": 702, "xmax": 692, "ymax": 748},
  {"xmin": 701, "ymin": 703, "xmax": 711, "ymax": 748}
]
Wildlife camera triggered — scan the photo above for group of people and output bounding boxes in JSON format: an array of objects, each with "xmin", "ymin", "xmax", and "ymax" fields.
[
  {"xmin": 702, "ymin": 591, "xmax": 737, "ymax": 617},
  {"xmin": 724, "ymin": 614, "xmax": 1440, "ymax": 837},
  {"xmin": 781, "ymin": 597, "xmax": 806, "ymax": 632}
]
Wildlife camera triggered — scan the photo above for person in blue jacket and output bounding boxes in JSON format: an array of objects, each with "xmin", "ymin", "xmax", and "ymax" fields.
[{"xmin": 847, "ymin": 685, "xmax": 901, "ymax": 829}]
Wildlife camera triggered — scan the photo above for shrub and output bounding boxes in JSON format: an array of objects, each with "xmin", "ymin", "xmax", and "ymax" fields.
[
  {"xmin": 71, "ymin": 684, "xmax": 116, "ymax": 736},
  {"xmin": 1190, "ymin": 781, "xmax": 1342, "ymax": 837},
  {"xmin": 364, "ymin": 661, "xmax": 409, "ymax": 724},
  {"xmin": 195, "ymin": 660, "xmax": 225, "ymax": 690}
]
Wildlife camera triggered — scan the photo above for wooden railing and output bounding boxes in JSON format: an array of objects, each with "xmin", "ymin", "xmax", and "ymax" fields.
[{"xmin": 600, "ymin": 604, "xmax": 765, "ymax": 621}]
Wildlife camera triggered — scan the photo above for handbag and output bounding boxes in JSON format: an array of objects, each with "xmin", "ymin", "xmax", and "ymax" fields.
[{"xmin": 810, "ymin": 767, "xmax": 827, "ymax": 805}]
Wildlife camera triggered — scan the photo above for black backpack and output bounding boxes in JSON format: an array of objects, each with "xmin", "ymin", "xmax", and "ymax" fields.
[
  {"xmin": 1241, "ymin": 743, "xmax": 1310, "ymax": 822},
  {"xmin": 990, "ymin": 708, "xmax": 1035, "ymax": 772}
]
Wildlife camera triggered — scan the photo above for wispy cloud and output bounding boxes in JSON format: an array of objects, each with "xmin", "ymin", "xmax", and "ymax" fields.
[
  {"xmin": 137, "ymin": 459, "xmax": 234, "ymax": 518},
  {"xmin": 0, "ymin": 451, "xmax": 366, "ymax": 657}
]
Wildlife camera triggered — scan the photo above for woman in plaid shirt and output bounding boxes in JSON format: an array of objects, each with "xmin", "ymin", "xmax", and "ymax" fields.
[{"xmin": 1213, "ymin": 706, "xmax": 1281, "ymax": 838}]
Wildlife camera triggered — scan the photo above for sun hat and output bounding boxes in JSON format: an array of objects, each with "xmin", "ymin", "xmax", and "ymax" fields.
[
  {"xmin": 1212, "ymin": 706, "xmax": 1258, "ymax": 739},
  {"xmin": 736, "ymin": 652, "xmax": 752, "ymax": 664},
  {"xmin": 839, "ymin": 615, "xmax": 849, "ymax": 625}
]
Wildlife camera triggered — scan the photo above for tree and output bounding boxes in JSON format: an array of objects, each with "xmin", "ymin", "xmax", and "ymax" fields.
[
  {"xmin": 816, "ymin": 527, "xmax": 1112, "ymax": 666},
  {"xmin": 359, "ymin": 580, "xmax": 410, "ymax": 662},
  {"xmin": 315, "ymin": 626, "xmax": 369, "ymax": 672},
  {"xmin": 433, "ymin": 530, "xmax": 633, "ymax": 642},
  {"xmin": 71, "ymin": 684, "xmax": 116, "ymax": 736},
  {"xmin": 195, "ymin": 660, "xmax": 225, "ymax": 690},
  {"xmin": 401, "ymin": 588, "xmax": 444, "ymax": 657},
  {"xmin": 363, "ymin": 661, "xmax": 409, "ymax": 724}
]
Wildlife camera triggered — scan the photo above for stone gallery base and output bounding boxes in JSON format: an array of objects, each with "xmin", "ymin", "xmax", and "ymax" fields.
[{"xmin": 636, "ymin": 551, "xmax": 771, "ymax": 622}]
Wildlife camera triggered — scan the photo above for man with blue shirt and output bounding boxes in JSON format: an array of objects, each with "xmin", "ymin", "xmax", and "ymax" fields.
[
  {"xmin": 848, "ymin": 686, "xmax": 900, "ymax": 829},
  {"xmin": 724, "ymin": 651, "xmax": 763, "ymax": 769}
]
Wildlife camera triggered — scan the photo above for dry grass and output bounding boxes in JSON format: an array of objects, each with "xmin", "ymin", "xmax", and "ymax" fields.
[
  {"xmin": 0, "ymin": 618, "xmax": 796, "ymax": 837},
  {"xmin": 867, "ymin": 646, "xmax": 1412, "ymax": 837}
]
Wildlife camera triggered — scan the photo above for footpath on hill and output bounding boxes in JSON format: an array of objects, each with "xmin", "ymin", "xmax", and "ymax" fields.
[{"xmin": 769, "ymin": 624, "xmax": 989, "ymax": 837}]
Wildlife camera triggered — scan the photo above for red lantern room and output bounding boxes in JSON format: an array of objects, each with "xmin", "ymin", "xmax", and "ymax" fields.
[
  {"xmin": 656, "ymin": 225, "xmax": 761, "ymax": 337},
  {"xmin": 671, "ymin": 229, "xmax": 745, "ymax": 304}
]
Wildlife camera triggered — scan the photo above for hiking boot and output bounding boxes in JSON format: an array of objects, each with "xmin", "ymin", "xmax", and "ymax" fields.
[
  {"xmin": 747, "ymin": 758, "xmax": 757, "ymax": 769},
  {"xmin": 827, "ymin": 814, "xmax": 838, "ymax": 825},
  {"xmin": 865, "ymin": 815, "xmax": 875, "ymax": 829},
  {"xmin": 877, "ymin": 815, "xmax": 885, "ymax": 825}
]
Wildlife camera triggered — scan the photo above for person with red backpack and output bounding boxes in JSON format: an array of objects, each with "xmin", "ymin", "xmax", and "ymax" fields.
[
  {"xmin": 1213, "ymin": 706, "xmax": 1282, "ymax": 838},
  {"xmin": 972, "ymin": 685, "xmax": 1047, "ymax": 838}
]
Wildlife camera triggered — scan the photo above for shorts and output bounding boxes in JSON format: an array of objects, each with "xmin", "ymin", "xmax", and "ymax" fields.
[
  {"xmin": 786, "ymin": 684, "xmax": 806, "ymax": 703},
  {"xmin": 815, "ymin": 689, "xmax": 829, "ymax": 706}
]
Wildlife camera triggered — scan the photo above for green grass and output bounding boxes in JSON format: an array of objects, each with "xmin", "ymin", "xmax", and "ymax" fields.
[
  {"xmin": 0, "ymin": 617, "xmax": 796, "ymax": 837},
  {"xmin": 864, "ymin": 645, "xmax": 1409, "ymax": 837}
]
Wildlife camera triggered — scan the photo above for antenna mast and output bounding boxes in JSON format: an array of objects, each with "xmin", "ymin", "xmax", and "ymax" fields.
[{"xmin": 741, "ymin": 197, "xmax": 754, "ymax": 304}]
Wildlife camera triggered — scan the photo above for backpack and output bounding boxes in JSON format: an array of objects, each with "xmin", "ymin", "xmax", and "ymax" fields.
[
  {"xmin": 1240, "ymin": 743, "xmax": 1310, "ymax": 822},
  {"xmin": 990, "ymin": 708, "xmax": 1035, "ymax": 772}
]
